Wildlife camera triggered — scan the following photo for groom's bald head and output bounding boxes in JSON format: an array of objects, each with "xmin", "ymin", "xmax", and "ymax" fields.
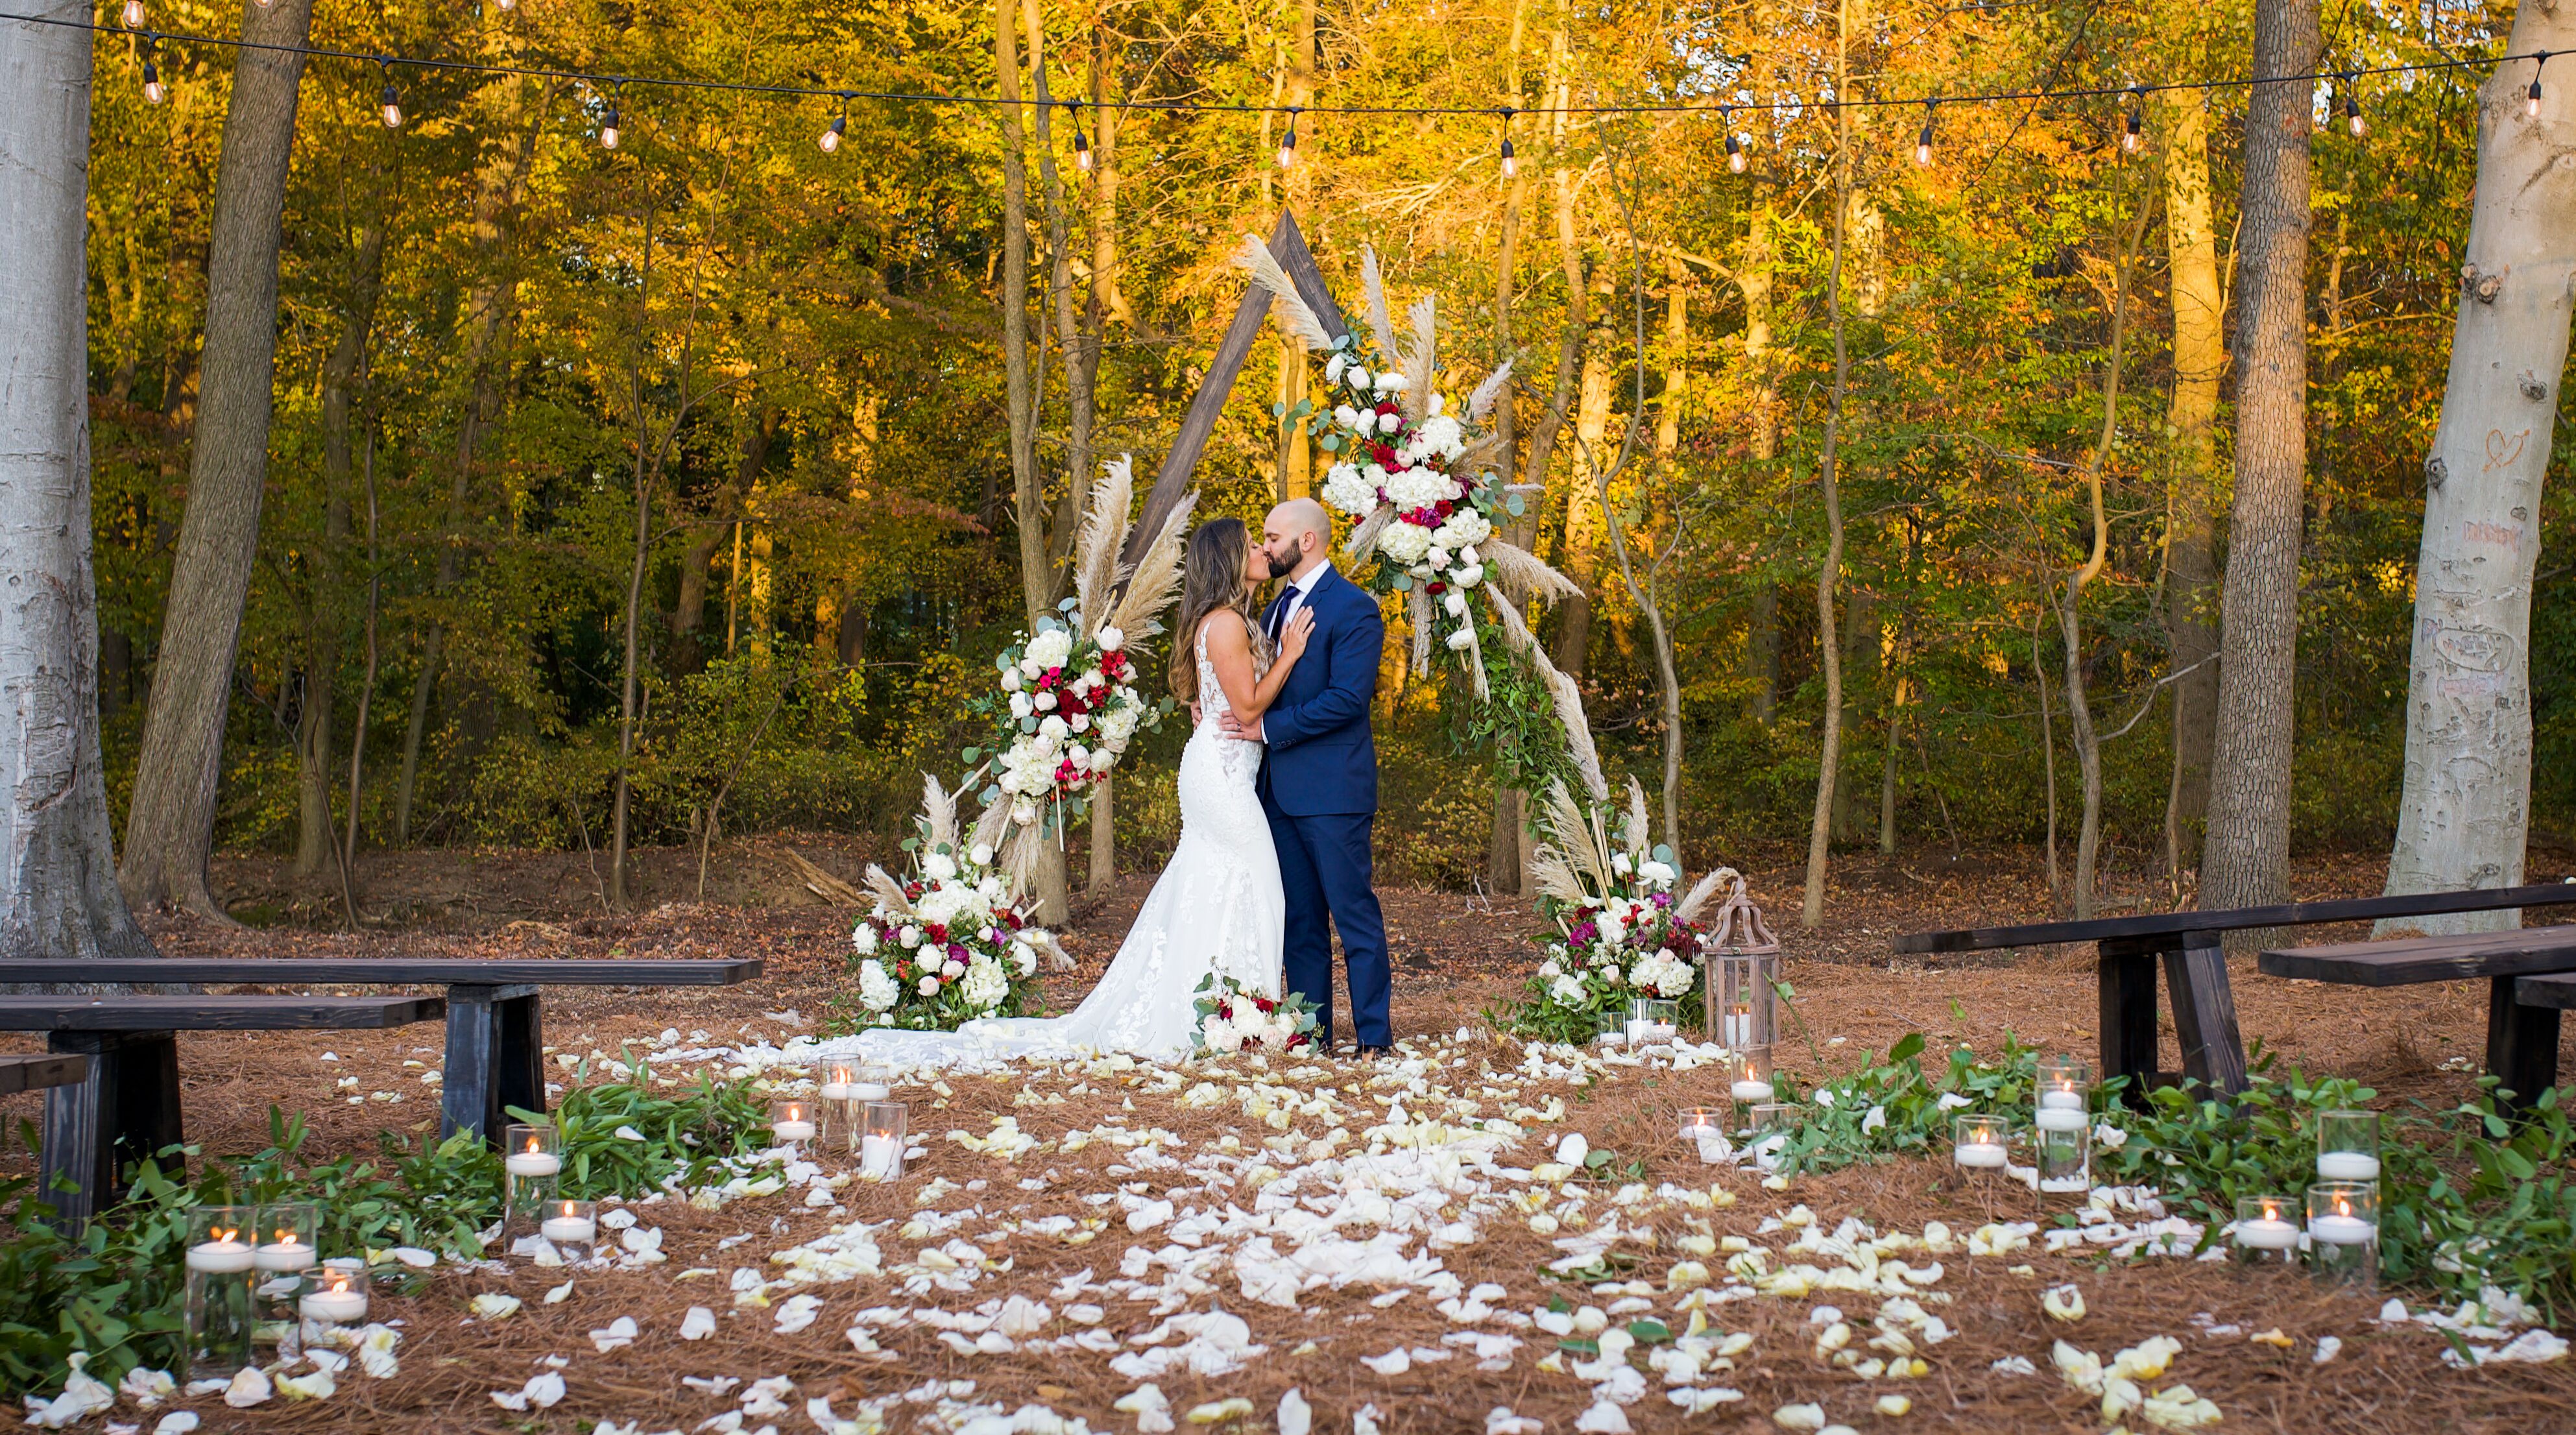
[{"xmin": 1261, "ymin": 499, "xmax": 1331, "ymax": 583}]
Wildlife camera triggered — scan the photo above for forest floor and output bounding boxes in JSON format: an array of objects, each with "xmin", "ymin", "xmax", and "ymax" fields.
[{"xmin": 6, "ymin": 841, "xmax": 2575, "ymax": 1433}]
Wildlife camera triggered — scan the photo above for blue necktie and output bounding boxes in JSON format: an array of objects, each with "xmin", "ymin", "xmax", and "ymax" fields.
[{"xmin": 1266, "ymin": 589, "xmax": 1293, "ymax": 642}]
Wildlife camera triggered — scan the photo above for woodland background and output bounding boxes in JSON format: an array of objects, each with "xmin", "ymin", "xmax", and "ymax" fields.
[{"xmin": 77, "ymin": 0, "xmax": 2561, "ymax": 910}]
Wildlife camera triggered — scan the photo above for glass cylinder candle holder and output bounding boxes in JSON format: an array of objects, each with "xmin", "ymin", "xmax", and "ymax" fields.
[
  {"xmin": 819, "ymin": 1060, "xmax": 860, "ymax": 1105},
  {"xmin": 2305, "ymin": 1181, "xmax": 2379, "ymax": 1288},
  {"xmin": 2034, "ymin": 1055, "xmax": 2091, "ymax": 1119},
  {"xmin": 1726, "ymin": 1048, "xmax": 1777, "ymax": 1105},
  {"xmin": 1678, "ymin": 1106, "xmax": 1726, "ymax": 1164},
  {"xmin": 2232, "ymin": 1194, "xmax": 2301, "ymax": 1266},
  {"xmin": 858, "ymin": 1101, "xmax": 909, "ymax": 1181},
  {"xmin": 250, "ymin": 1202, "xmax": 319, "ymax": 1353},
  {"xmin": 2035, "ymin": 1115, "xmax": 2091, "ymax": 1194},
  {"xmin": 184, "ymin": 1205, "xmax": 259, "ymax": 1377},
  {"xmin": 1951, "ymin": 1113, "xmax": 2011, "ymax": 1174},
  {"xmin": 769, "ymin": 1096, "xmax": 824, "ymax": 1149},
  {"xmin": 297, "ymin": 1264, "xmax": 372, "ymax": 1349},
  {"xmin": 2316, "ymin": 1109, "xmax": 2383, "ymax": 1183},
  {"xmin": 1594, "ymin": 1009, "xmax": 1627, "ymax": 1048},
  {"xmin": 502, "ymin": 1122, "xmax": 562, "ymax": 1237},
  {"xmin": 1746, "ymin": 1102, "xmax": 1798, "ymax": 1172},
  {"xmin": 851, "ymin": 1062, "xmax": 894, "ymax": 1103},
  {"xmin": 539, "ymin": 1199, "xmax": 599, "ymax": 1262},
  {"xmin": 1624, "ymin": 998, "xmax": 1680, "ymax": 1047}
]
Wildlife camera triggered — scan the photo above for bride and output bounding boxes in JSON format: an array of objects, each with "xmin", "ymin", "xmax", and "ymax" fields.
[{"xmin": 846, "ymin": 517, "xmax": 1316, "ymax": 1064}]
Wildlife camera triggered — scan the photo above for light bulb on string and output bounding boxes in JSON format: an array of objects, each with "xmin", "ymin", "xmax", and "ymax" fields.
[
  {"xmin": 1067, "ymin": 101, "xmax": 1090, "ymax": 172},
  {"xmin": 599, "ymin": 84, "xmax": 621, "ymax": 150},
  {"xmin": 1277, "ymin": 107, "xmax": 1299, "ymax": 169},
  {"xmin": 2531, "ymin": 51, "xmax": 2551, "ymax": 119},
  {"xmin": 820, "ymin": 93, "xmax": 847, "ymax": 154},
  {"xmin": 2121, "ymin": 84, "xmax": 2144, "ymax": 152},
  {"xmin": 141, "ymin": 46, "xmax": 164, "ymax": 105},
  {"xmin": 378, "ymin": 62, "xmax": 402, "ymax": 129},
  {"xmin": 1721, "ymin": 107, "xmax": 1746, "ymax": 172},
  {"xmin": 1497, "ymin": 107, "xmax": 1517, "ymax": 178},
  {"xmin": 1914, "ymin": 100, "xmax": 1936, "ymax": 167},
  {"xmin": 120, "ymin": 0, "xmax": 144, "ymax": 29},
  {"xmin": 2342, "ymin": 73, "xmax": 2366, "ymax": 137}
]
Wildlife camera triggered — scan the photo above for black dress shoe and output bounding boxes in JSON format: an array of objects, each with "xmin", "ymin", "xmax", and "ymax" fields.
[{"xmin": 1356, "ymin": 1043, "xmax": 1392, "ymax": 1059}]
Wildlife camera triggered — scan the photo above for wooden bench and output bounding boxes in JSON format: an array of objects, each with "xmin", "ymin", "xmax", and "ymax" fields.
[
  {"xmin": 0, "ymin": 1052, "xmax": 91, "ymax": 1096},
  {"xmin": 0, "ymin": 995, "xmax": 444, "ymax": 1226},
  {"xmin": 1898, "ymin": 882, "xmax": 2576, "ymax": 1105},
  {"xmin": 0, "ymin": 958, "xmax": 760, "ymax": 1146},
  {"xmin": 2260, "ymin": 926, "xmax": 2576, "ymax": 1108}
]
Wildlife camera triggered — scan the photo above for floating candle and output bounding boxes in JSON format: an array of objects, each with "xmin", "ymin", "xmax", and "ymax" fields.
[
  {"xmin": 1953, "ymin": 1142, "xmax": 2007, "ymax": 1170},
  {"xmin": 253, "ymin": 1238, "xmax": 315, "ymax": 1273},
  {"xmin": 298, "ymin": 1286, "xmax": 368, "ymax": 1323},
  {"xmin": 187, "ymin": 1236, "xmax": 255, "ymax": 1275},
  {"xmin": 504, "ymin": 1149, "xmax": 562, "ymax": 1179},
  {"xmin": 2316, "ymin": 1151, "xmax": 2381, "ymax": 1182}
]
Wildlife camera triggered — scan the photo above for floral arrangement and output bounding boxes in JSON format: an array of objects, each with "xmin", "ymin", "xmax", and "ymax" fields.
[
  {"xmin": 1190, "ymin": 974, "xmax": 1320, "ymax": 1055},
  {"xmin": 843, "ymin": 776, "xmax": 1070, "ymax": 1032},
  {"xmin": 962, "ymin": 455, "xmax": 1193, "ymax": 890},
  {"xmin": 1234, "ymin": 237, "xmax": 1608, "ymax": 802},
  {"xmin": 1499, "ymin": 778, "xmax": 1737, "ymax": 1044}
]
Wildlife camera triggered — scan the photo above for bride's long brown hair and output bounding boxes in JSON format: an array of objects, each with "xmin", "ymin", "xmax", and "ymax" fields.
[{"xmin": 1168, "ymin": 518, "xmax": 1267, "ymax": 703}]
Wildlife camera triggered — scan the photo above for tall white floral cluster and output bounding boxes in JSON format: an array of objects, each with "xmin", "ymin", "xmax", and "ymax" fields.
[
  {"xmin": 1314, "ymin": 352, "xmax": 1495, "ymax": 657},
  {"xmin": 983, "ymin": 610, "xmax": 1150, "ymax": 832}
]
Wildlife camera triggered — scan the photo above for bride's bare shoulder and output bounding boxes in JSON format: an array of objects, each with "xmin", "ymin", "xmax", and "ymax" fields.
[{"xmin": 1197, "ymin": 609, "xmax": 1251, "ymax": 647}]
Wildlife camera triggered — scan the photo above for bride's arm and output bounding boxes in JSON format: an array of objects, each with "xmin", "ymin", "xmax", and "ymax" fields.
[{"xmin": 1204, "ymin": 609, "xmax": 1312, "ymax": 723}]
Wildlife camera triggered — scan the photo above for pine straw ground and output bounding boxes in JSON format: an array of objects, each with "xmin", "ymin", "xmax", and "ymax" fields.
[{"xmin": 6, "ymin": 847, "xmax": 2576, "ymax": 1434}]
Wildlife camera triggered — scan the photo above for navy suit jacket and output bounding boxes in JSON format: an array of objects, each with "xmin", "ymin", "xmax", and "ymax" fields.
[{"xmin": 1257, "ymin": 565, "xmax": 1382, "ymax": 817}]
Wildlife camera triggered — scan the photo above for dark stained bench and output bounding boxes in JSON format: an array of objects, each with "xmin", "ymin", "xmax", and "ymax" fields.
[
  {"xmin": 0, "ymin": 1052, "xmax": 91, "ymax": 1096},
  {"xmin": 2261, "ymin": 926, "xmax": 2576, "ymax": 1109},
  {"xmin": 1899, "ymin": 882, "xmax": 2576, "ymax": 1105},
  {"xmin": 0, "ymin": 958, "xmax": 760, "ymax": 1145},
  {"xmin": 0, "ymin": 995, "xmax": 445, "ymax": 1226}
]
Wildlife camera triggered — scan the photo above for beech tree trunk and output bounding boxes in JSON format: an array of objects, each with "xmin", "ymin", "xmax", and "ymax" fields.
[
  {"xmin": 1551, "ymin": 346, "xmax": 1614, "ymax": 675},
  {"xmin": 2200, "ymin": 0, "xmax": 2318, "ymax": 919},
  {"xmin": 0, "ymin": 3, "xmax": 157, "ymax": 963},
  {"xmin": 121, "ymin": 0, "xmax": 315, "ymax": 916},
  {"xmin": 1486, "ymin": 3, "xmax": 1533, "ymax": 900},
  {"xmin": 2382, "ymin": 6, "xmax": 2576, "ymax": 930},
  {"xmin": 2161, "ymin": 90, "xmax": 2224, "ymax": 878}
]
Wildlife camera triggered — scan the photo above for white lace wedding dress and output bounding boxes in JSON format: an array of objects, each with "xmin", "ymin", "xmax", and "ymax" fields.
[{"xmin": 837, "ymin": 627, "xmax": 1284, "ymax": 1065}]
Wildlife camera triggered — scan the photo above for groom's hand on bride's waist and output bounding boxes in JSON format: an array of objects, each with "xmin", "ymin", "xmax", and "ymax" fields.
[{"xmin": 1218, "ymin": 710, "xmax": 1262, "ymax": 742}]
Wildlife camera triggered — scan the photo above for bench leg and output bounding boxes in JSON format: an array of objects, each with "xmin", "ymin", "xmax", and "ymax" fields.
[
  {"xmin": 443, "ymin": 983, "xmax": 543, "ymax": 1144},
  {"xmin": 2099, "ymin": 943, "xmax": 2161, "ymax": 1108},
  {"xmin": 41, "ymin": 1031, "xmax": 181, "ymax": 1229},
  {"xmin": 2163, "ymin": 932, "xmax": 2249, "ymax": 1096},
  {"xmin": 2487, "ymin": 976, "xmax": 2561, "ymax": 1111}
]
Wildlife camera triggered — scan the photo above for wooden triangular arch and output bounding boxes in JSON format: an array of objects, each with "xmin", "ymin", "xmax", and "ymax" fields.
[{"xmin": 1121, "ymin": 209, "xmax": 1348, "ymax": 564}]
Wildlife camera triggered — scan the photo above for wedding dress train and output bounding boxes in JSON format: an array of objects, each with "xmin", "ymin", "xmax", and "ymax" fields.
[{"xmin": 835, "ymin": 629, "xmax": 1284, "ymax": 1065}]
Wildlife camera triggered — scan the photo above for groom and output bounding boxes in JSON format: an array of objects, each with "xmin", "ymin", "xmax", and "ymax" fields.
[{"xmin": 1221, "ymin": 498, "xmax": 1393, "ymax": 1057}]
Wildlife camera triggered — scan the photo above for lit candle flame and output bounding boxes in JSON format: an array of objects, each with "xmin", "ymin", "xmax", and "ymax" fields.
[
  {"xmin": 2335, "ymin": 1196, "xmax": 2352, "ymax": 1218},
  {"xmin": 213, "ymin": 1226, "xmax": 239, "ymax": 1244}
]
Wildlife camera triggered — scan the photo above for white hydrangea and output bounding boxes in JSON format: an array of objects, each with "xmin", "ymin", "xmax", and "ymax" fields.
[
  {"xmin": 1384, "ymin": 466, "xmax": 1456, "ymax": 510},
  {"xmin": 1549, "ymin": 974, "xmax": 1589, "ymax": 1006},
  {"xmin": 961, "ymin": 954, "xmax": 1009, "ymax": 1011},
  {"xmin": 1202, "ymin": 1015, "xmax": 1243, "ymax": 1053},
  {"xmin": 1011, "ymin": 941, "xmax": 1039, "ymax": 977},
  {"xmin": 921, "ymin": 852, "xmax": 957, "ymax": 882},
  {"xmin": 1096, "ymin": 705, "xmax": 1140, "ymax": 751},
  {"xmin": 1415, "ymin": 414, "xmax": 1465, "ymax": 457},
  {"xmin": 850, "ymin": 923, "xmax": 878, "ymax": 954},
  {"xmin": 913, "ymin": 882, "xmax": 990, "ymax": 933},
  {"xmin": 858, "ymin": 959, "xmax": 900, "ymax": 1012},
  {"xmin": 1377, "ymin": 520, "xmax": 1434, "ymax": 565},
  {"xmin": 1023, "ymin": 627, "xmax": 1073, "ymax": 671},
  {"xmin": 1322, "ymin": 464, "xmax": 1380, "ymax": 518},
  {"xmin": 1432, "ymin": 507, "xmax": 1492, "ymax": 550},
  {"xmin": 1634, "ymin": 950, "xmax": 1695, "ymax": 998},
  {"xmin": 1039, "ymin": 714, "xmax": 1070, "ymax": 742}
]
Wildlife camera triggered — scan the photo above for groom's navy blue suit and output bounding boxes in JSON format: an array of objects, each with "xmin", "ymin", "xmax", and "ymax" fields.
[{"xmin": 1255, "ymin": 564, "xmax": 1392, "ymax": 1047}]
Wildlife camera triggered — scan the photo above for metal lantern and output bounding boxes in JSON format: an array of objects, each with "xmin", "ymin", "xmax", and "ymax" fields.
[{"xmin": 1700, "ymin": 875, "xmax": 1780, "ymax": 1050}]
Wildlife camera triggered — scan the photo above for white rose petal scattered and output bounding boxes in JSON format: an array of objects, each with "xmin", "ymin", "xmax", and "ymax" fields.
[
  {"xmin": 1772, "ymin": 1403, "xmax": 1826, "ymax": 1432},
  {"xmin": 682, "ymin": 1305, "xmax": 718, "ymax": 1340}
]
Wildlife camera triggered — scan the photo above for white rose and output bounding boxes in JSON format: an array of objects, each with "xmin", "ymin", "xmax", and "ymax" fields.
[
  {"xmin": 1601, "ymin": 964, "xmax": 1622, "ymax": 987},
  {"xmin": 1070, "ymin": 714, "xmax": 1090, "ymax": 734},
  {"xmin": 922, "ymin": 852, "xmax": 957, "ymax": 881},
  {"xmin": 1445, "ymin": 627, "xmax": 1475, "ymax": 651},
  {"xmin": 1377, "ymin": 370, "xmax": 1405, "ymax": 392},
  {"xmin": 1347, "ymin": 367, "xmax": 1373, "ymax": 391},
  {"xmin": 1443, "ymin": 592, "xmax": 1469, "ymax": 618},
  {"xmin": 1450, "ymin": 563, "xmax": 1484, "ymax": 589},
  {"xmin": 1639, "ymin": 860, "xmax": 1678, "ymax": 886},
  {"xmin": 1009, "ymin": 693, "xmax": 1033, "ymax": 719},
  {"xmin": 1611, "ymin": 852, "xmax": 1633, "ymax": 876},
  {"xmin": 1095, "ymin": 625, "xmax": 1124, "ymax": 652},
  {"xmin": 917, "ymin": 975, "xmax": 939, "ymax": 996},
  {"xmin": 1377, "ymin": 411, "xmax": 1402, "ymax": 434},
  {"xmin": 1426, "ymin": 545, "xmax": 1451, "ymax": 570},
  {"xmin": 1549, "ymin": 975, "xmax": 1587, "ymax": 1006},
  {"xmin": 1537, "ymin": 960, "xmax": 1561, "ymax": 980},
  {"xmin": 1033, "ymin": 690, "xmax": 1058, "ymax": 712},
  {"xmin": 898, "ymin": 925, "xmax": 922, "ymax": 948},
  {"xmin": 1039, "ymin": 715, "xmax": 1070, "ymax": 742},
  {"xmin": 941, "ymin": 958, "xmax": 967, "ymax": 979},
  {"xmin": 1001, "ymin": 667, "xmax": 1024, "ymax": 691},
  {"xmin": 1067, "ymin": 743, "xmax": 1090, "ymax": 771},
  {"xmin": 1325, "ymin": 354, "xmax": 1349, "ymax": 383},
  {"xmin": 970, "ymin": 842, "xmax": 993, "ymax": 865},
  {"xmin": 1011, "ymin": 941, "xmax": 1039, "ymax": 977}
]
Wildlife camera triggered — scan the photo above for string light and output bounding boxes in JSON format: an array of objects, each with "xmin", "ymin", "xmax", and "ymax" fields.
[
  {"xmin": 2121, "ymin": 84, "xmax": 2143, "ymax": 152},
  {"xmin": 1914, "ymin": 99, "xmax": 1935, "ymax": 166},
  {"xmin": 119, "ymin": 0, "xmax": 143, "ymax": 29},
  {"xmin": 2531, "ymin": 51, "xmax": 2551, "ymax": 118},
  {"xmin": 1722, "ymin": 105, "xmax": 1746, "ymax": 172},
  {"xmin": 139, "ymin": 36, "xmax": 163, "ymax": 104},
  {"xmin": 2342, "ymin": 72, "xmax": 2365, "ymax": 137},
  {"xmin": 1277, "ymin": 106, "xmax": 1298, "ymax": 168},
  {"xmin": 599, "ymin": 82, "xmax": 621, "ymax": 150},
  {"xmin": 820, "ymin": 92, "xmax": 847, "ymax": 152},
  {"xmin": 1067, "ymin": 100, "xmax": 1090, "ymax": 171},
  {"xmin": 1497, "ymin": 106, "xmax": 1516, "ymax": 178},
  {"xmin": 378, "ymin": 60, "xmax": 402, "ymax": 128}
]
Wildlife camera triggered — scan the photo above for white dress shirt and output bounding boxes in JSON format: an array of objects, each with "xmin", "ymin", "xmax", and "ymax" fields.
[{"xmin": 1270, "ymin": 562, "xmax": 1330, "ymax": 640}]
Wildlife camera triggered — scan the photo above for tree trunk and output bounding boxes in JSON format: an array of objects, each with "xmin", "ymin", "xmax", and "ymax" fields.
[
  {"xmin": 1878, "ymin": 678, "xmax": 1903, "ymax": 856},
  {"xmin": 394, "ymin": 80, "xmax": 547, "ymax": 844},
  {"xmin": 339, "ymin": 408, "xmax": 384, "ymax": 924},
  {"xmin": 2200, "ymin": 0, "xmax": 2318, "ymax": 919},
  {"xmin": 1748, "ymin": 586, "xmax": 1779, "ymax": 723},
  {"xmin": 608, "ymin": 205, "xmax": 659, "ymax": 911},
  {"xmin": 1741, "ymin": 200, "xmax": 1781, "ymax": 725},
  {"xmin": 1087, "ymin": 778, "xmax": 1116, "ymax": 895},
  {"xmin": 121, "ymin": 0, "xmax": 315, "ymax": 917},
  {"xmin": 1800, "ymin": 11, "xmax": 1856, "ymax": 932},
  {"xmin": 2034, "ymin": 614, "xmax": 2061, "ymax": 901},
  {"xmin": 0, "ymin": 0, "xmax": 158, "ymax": 966},
  {"xmin": 1486, "ymin": 1, "xmax": 1532, "ymax": 899},
  {"xmin": 2161, "ymin": 90, "xmax": 2224, "ymax": 878},
  {"xmin": 1088, "ymin": 30, "xmax": 1133, "ymax": 332},
  {"xmin": 1832, "ymin": 588, "xmax": 1875, "ymax": 843},
  {"xmin": 674, "ymin": 405, "xmax": 774, "ymax": 674},
  {"xmin": 1551, "ymin": 344, "xmax": 1614, "ymax": 675},
  {"xmin": 1655, "ymin": 255, "xmax": 1686, "ymax": 454},
  {"xmin": 295, "ymin": 194, "xmax": 388, "ymax": 879},
  {"xmin": 2382, "ymin": 9, "xmax": 2576, "ymax": 932}
]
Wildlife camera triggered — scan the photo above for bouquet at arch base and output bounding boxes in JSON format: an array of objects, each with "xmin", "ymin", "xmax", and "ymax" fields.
[
  {"xmin": 843, "ymin": 775, "xmax": 1071, "ymax": 1033},
  {"xmin": 1190, "ymin": 974, "xmax": 1321, "ymax": 1055}
]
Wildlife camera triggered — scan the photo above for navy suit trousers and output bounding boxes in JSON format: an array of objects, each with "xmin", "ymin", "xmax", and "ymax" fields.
[{"xmin": 1267, "ymin": 807, "xmax": 1391, "ymax": 1046}]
